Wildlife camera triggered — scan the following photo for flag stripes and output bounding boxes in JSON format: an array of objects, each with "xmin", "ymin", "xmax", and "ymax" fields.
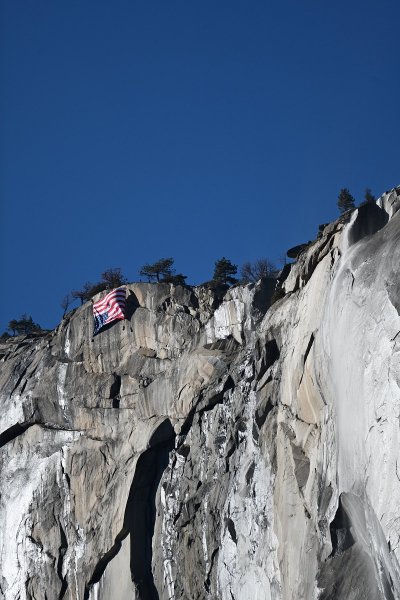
[{"xmin": 92, "ymin": 288, "xmax": 126, "ymax": 335}]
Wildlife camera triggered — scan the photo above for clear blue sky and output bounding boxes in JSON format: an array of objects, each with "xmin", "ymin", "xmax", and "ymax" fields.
[{"xmin": 1, "ymin": 0, "xmax": 399, "ymax": 332}]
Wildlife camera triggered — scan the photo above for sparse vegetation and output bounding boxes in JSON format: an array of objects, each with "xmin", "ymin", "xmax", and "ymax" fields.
[
  {"xmin": 7, "ymin": 183, "xmax": 388, "ymax": 332},
  {"xmin": 337, "ymin": 188, "xmax": 356, "ymax": 214},
  {"xmin": 71, "ymin": 267, "xmax": 128, "ymax": 306},
  {"xmin": 101, "ymin": 268, "xmax": 127, "ymax": 288},
  {"xmin": 241, "ymin": 259, "xmax": 277, "ymax": 283},
  {"xmin": 161, "ymin": 273, "xmax": 188, "ymax": 286},
  {"xmin": 364, "ymin": 188, "xmax": 376, "ymax": 204},
  {"xmin": 7, "ymin": 315, "xmax": 44, "ymax": 336},
  {"xmin": 139, "ymin": 258, "xmax": 187, "ymax": 286},
  {"xmin": 139, "ymin": 258, "xmax": 175, "ymax": 282}
]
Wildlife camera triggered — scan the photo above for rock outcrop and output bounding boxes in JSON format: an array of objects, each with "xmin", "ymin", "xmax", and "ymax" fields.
[{"xmin": 0, "ymin": 187, "xmax": 399, "ymax": 600}]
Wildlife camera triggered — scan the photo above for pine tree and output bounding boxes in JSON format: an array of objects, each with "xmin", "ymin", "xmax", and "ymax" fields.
[
  {"xmin": 8, "ymin": 315, "xmax": 43, "ymax": 336},
  {"xmin": 364, "ymin": 188, "xmax": 375, "ymax": 204},
  {"xmin": 101, "ymin": 267, "xmax": 127, "ymax": 288},
  {"xmin": 139, "ymin": 258, "xmax": 175, "ymax": 282},
  {"xmin": 212, "ymin": 257, "xmax": 238, "ymax": 286},
  {"xmin": 8, "ymin": 319, "xmax": 18, "ymax": 336},
  {"xmin": 337, "ymin": 188, "xmax": 356, "ymax": 214}
]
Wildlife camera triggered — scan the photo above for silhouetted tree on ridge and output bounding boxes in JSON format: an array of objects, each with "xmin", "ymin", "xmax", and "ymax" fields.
[
  {"xmin": 241, "ymin": 258, "xmax": 277, "ymax": 283},
  {"xmin": 337, "ymin": 188, "xmax": 356, "ymax": 214},
  {"xmin": 212, "ymin": 257, "xmax": 238, "ymax": 287},
  {"xmin": 139, "ymin": 258, "xmax": 175, "ymax": 282},
  {"xmin": 7, "ymin": 314, "xmax": 43, "ymax": 336}
]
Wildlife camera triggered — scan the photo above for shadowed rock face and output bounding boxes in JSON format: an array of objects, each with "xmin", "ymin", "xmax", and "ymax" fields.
[{"xmin": 0, "ymin": 188, "xmax": 400, "ymax": 600}]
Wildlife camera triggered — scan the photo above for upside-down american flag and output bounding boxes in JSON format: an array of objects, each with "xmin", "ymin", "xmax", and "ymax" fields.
[{"xmin": 92, "ymin": 288, "xmax": 126, "ymax": 335}]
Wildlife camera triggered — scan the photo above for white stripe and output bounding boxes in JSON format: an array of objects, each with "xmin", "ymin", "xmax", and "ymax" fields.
[{"xmin": 93, "ymin": 289, "xmax": 126, "ymax": 311}]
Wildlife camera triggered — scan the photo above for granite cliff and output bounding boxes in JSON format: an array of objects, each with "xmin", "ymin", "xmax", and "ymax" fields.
[{"xmin": 0, "ymin": 187, "xmax": 400, "ymax": 600}]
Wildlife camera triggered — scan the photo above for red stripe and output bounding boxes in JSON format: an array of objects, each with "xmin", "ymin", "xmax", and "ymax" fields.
[
  {"xmin": 93, "ymin": 291, "xmax": 125, "ymax": 309},
  {"xmin": 93, "ymin": 288, "xmax": 126, "ymax": 312},
  {"xmin": 94, "ymin": 299, "xmax": 126, "ymax": 313},
  {"xmin": 107, "ymin": 304, "xmax": 124, "ymax": 318},
  {"xmin": 104, "ymin": 310, "xmax": 125, "ymax": 322}
]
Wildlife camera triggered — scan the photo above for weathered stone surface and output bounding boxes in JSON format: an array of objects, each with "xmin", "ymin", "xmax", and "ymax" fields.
[{"xmin": 0, "ymin": 188, "xmax": 399, "ymax": 599}]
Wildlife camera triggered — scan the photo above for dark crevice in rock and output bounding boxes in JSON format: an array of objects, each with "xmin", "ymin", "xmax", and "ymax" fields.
[
  {"xmin": 256, "ymin": 339, "xmax": 280, "ymax": 382},
  {"xmin": 175, "ymin": 444, "xmax": 190, "ymax": 458},
  {"xmin": 172, "ymin": 501, "xmax": 185, "ymax": 525},
  {"xmin": 245, "ymin": 461, "xmax": 255, "ymax": 486},
  {"xmin": 189, "ymin": 290, "xmax": 200, "ymax": 310},
  {"xmin": 10, "ymin": 363, "xmax": 31, "ymax": 397},
  {"xmin": 255, "ymin": 397, "xmax": 274, "ymax": 431},
  {"xmin": 234, "ymin": 417, "xmax": 247, "ymax": 445},
  {"xmin": 277, "ymin": 263, "xmax": 292, "ymax": 285},
  {"xmin": 226, "ymin": 518, "xmax": 237, "ymax": 544},
  {"xmin": 203, "ymin": 336, "xmax": 239, "ymax": 354},
  {"xmin": 179, "ymin": 400, "xmax": 200, "ymax": 438},
  {"xmin": 0, "ymin": 421, "xmax": 84, "ymax": 450},
  {"xmin": 252, "ymin": 277, "xmax": 277, "ymax": 319},
  {"xmin": 124, "ymin": 292, "xmax": 140, "ymax": 321},
  {"xmin": 57, "ymin": 523, "xmax": 68, "ymax": 599},
  {"xmin": 60, "ymin": 457, "xmax": 71, "ymax": 491},
  {"xmin": 110, "ymin": 374, "xmax": 121, "ymax": 408},
  {"xmin": 128, "ymin": 420, "xmax": 175, "ymax": 599},
  {"xmin": 303, "ymin": 333, "xmax": 315, "ymax": 367},
  {"xmin": 175, "ymin": 499, "xmax": 202, "ymax": 529},
  {"xmin": 391, "ymin": 330, "xmax": 400, "ymax": 342},
  {"xmin": 199, "ymin": 376, "xmax": 235, "ymax": 415},
  {"xmin": 252, "ymin": 422, "xmax": 260, "ymax": 442},
  {"xmin": 299, "ymin": 333, "xmax": 315, "ymax": 386},
  {"xmin": 329, "ymin": 495, "xmax": 355, "ymax": 557},
  {"xmin": 225, "ymin": 440, "xmax": 237, "ymax": 472},
  {"xmin": 0, "ymin": 422, "xmax": 33, "ymax": 448},
  {"xmin": 204, "ymin": 547, "xmax": 219, "ymax": 592},
  {"xmin": 84, "ymin": 419, "xmax": 175, "ymax": 600}
]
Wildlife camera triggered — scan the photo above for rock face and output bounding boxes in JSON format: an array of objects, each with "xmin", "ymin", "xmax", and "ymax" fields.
[{"xmin": 0, "ymin": 187, "xmax": 399, "ymax": 600}]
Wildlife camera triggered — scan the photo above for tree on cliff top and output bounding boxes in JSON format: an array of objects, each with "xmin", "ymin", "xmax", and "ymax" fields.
[
  {"xmin": 241, "ymin": 258, "xmax": 277, "ymax": 283},
  {"xmin": 337, "ymin": 188, "xmax": 356, "ymax": 214},
  {"xmin": 212, "ymin": 257, "xmax": 238, "ymax": 286},
  {"xmin": 139, "ymin": 258, "xmax": 175, "ymax": 282},
  {"xmin": 364, "ymin": 188, "xmax": 376, "ymax": 204},
  {"xmin": 71, "ymin": 267, "xmax": 127, "ymax": 305},
  {"xmin": 8, "ymin": 314, "xmax": 43, "ymax": 336},
  {"xmin": 72, "ymin": 282, "xmax": 104, "ymax": 305},
  {"xmin": 101, "ymin": 267, "xmax": 127, "ymax": 288}
]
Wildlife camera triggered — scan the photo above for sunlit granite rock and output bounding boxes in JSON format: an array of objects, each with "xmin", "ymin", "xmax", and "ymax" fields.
[{"xmin": 0, "ymin": 186, "xmax": 399, "ymax": 600}]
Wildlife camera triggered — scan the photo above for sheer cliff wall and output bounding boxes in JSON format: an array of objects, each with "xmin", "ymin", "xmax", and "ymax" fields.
[{"xmin": 0, "ymin": 188, "xmax": 399, "ymax": 600}]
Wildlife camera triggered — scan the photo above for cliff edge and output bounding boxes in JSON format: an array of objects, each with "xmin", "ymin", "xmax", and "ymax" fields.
[{"xmin": 0, "ymin": 187, "xmax": 400, "ymax": 600}]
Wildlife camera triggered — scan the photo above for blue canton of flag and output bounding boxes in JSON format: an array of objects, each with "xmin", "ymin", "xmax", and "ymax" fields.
[{"xmin": 93, "ymin": 311, "xmax": 109, "ymax": 336}]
